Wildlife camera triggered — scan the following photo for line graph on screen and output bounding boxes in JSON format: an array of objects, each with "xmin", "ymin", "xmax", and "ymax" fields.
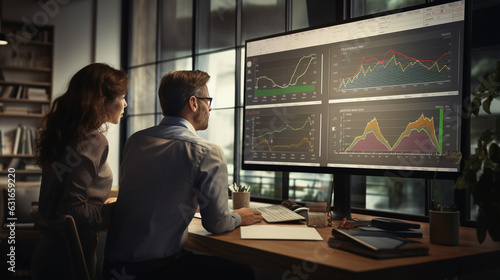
[
  {"xmin": 334, "ymin": 105, "xmax": 453, "ymax": 156},
  {"xmin": 333, "ymin": 33, "xmax": 454, "ymax": 93},
  {"xmin": 250, "ymin": 114, "xmax": 316, "ymax": 153},
  {"xmin": 337, "ymin": 50, "xmax": 451, "ymax": 91},
  {"xmin": 345, "ymin": 114, "xmax": 442, "ymax": 154},
  {"xmin": 253, "ymin": 54, "xmax": 318, "ymax": 96}
]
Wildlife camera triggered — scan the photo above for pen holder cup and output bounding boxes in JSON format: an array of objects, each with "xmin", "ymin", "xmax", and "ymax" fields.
[
  {"xmin": 306, "ymin": 202, "xmax": 328, "ymax": 227},
  {"xmin": 429, "ymin": 210, "xmax": 459, "ymax": 246},
  {"xmin": 307, "ymin": 212, "xmax": 328, "ymax": 227},
  {"xmin": 232, "ymin": 192, "xmax": 250, "ymax": 209}
]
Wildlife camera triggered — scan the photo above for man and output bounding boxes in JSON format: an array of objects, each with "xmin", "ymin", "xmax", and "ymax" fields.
[{"xmin": 104, "ymin": 70, "xmax": 262, "ymax": 279}]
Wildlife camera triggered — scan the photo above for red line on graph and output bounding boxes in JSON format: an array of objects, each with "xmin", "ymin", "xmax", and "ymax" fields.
[{"xmin": 344, "ymin": 49, "xmax": 450, "ymax": 80}]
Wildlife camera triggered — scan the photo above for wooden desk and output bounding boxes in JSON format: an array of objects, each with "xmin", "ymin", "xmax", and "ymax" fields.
[{"xmin": 187, "ymin": 214, "xmax": 500, "ymax": 280}]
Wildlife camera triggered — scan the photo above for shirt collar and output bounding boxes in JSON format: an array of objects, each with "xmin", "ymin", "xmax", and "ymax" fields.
[{"xmin": 160, "ymin": 116, "xmax": 197, "ymax": 134}]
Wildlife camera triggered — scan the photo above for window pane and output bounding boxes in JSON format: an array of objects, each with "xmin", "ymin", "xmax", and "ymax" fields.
[
  {"xmin": 431, "ymin": 180, "xmax": 456, "ymax": 210},
  {"xmin": 469, "ymin": 45, "xmax": 500, "ymax": 221},
  {"xmin": 197, "ymin": 50, "xmax": 235, "ymax": 109},
  {"xmin": 128, "ymin": 65, "xmax": 157, "ymax": 115},
  {"xmin": 156, "ymin": 113, "xmax": 164, "ymax": 124},
  {"xmin": 158, "ymin": 58, "xmax": 193, "ymax": 76},
  {"xmin": 130, "ymin": 0, "xmax": 157, "ymax": 66},
  {"xmin": 160, "ymin": 0, "xmax": 193, "ymax": 60},
  {"xmin": 289, "ymin": 173, "xmax": 332, "ymax": 203},
  {"xmin": 239, "ymin": 47, "xmax": 245, "ymax": 107},
  {"xmin": 240, "ymin": 169, "xmax": 283, "ymax": 200},
  {"xmin": 196, "ymin": 0, "xmax": 236, "ymax": 53},
  {"xmin": 241, "ymin": 0, "xmax": 286, "ymax": 44},
  {"xmin": 128, "ymin": 115, "xmax": 156, "ymax": 137},
  {"xmin": 292, "ymin": 0, "xmax": 309, "ymax": 31},
  {"xmin": 363, "ymin": 176, "xmax": 425, "ymax": 215},
  {"xmin": 198, "ymin": 108, "xmax": 235, "ymax": 183},
  {"xmin": 351, "ymin": 0, "xmax": 425, "ymax": 18}
]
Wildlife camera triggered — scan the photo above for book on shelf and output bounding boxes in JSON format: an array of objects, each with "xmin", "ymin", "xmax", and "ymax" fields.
[
  {"xmin": 12, "ymin": 125, "xmax": 22, "ymax": 155},
  {"xmin": 15, "ymin": 86, "xmax": 24, "ymax": 99},
  {"xmin": 24, "ymin": 163, "xmax": 41, "ymax": 171},
  {"xmin": 10, "ymin": 124, "xmax": 35, "ymax": 155},
  {"xmin": 26, "ymin": 128, "xmax": 33, "ymax": 155},
  {"xmin": 4, "ymin": 104, "xmax": 29, "ymax": 114},
  {"xmin": 0, "ymin": 129, "xmax": 3, "ymax": 155},
  {"xmin": 27, "ymin": 87, "xmax": 48, "ymax": 101},
  {"xmin": 29, "ymin": 29, "xmax": 50, "ymax": 43},
  {"xmin": 20, "ymin": 126, "xmax": 28, "ymax": 154},
  {"xmin": 7, "ymin": 157, "xmax": 21, "ymax": 169},
  {"xmin": 2, "ymin": 85, "xmax": 24, "ymax": 99},
  {"xmin": 42, "ymin": 104, "xmax": 50, "ymax": 114},
  {"xmin": 2, "ymin": 129, "xmax": 14, "ymax": 155},
  {"xmin": 1, "ymin": 85, "xmax": 15, "ymax": 98}
]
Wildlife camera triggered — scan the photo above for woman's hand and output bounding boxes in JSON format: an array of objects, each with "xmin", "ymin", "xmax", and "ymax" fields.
[{"xmin": 104, "ymin": 197, "xmax": 117, "ymax": 205}]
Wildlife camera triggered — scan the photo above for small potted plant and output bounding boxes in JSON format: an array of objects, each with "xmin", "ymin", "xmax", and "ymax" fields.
[{"xmin": 429, "ymin": 200, "xmax": 460, "ymax": 246}]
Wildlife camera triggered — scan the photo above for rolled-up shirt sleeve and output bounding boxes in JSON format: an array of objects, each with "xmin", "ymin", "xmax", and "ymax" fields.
[{"xmin": 197, "ymin": 145, "xmax": 241, "ymax": 234}]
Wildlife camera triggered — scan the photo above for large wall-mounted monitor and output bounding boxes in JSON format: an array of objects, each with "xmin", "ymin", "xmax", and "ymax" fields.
[{"xmin": 242, "ymin": 0, "xmax": 469, "ymax": 180}]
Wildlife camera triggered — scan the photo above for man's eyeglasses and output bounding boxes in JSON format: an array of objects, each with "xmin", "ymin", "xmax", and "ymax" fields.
[{"xmin": 195, "ymin": 96, "xmax": 213, "ymax": 107}]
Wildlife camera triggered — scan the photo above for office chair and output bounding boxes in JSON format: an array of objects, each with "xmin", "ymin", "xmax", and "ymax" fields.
[{"xmin": 31, "ymin": 208, "xmax": 91, "ymax": 280}]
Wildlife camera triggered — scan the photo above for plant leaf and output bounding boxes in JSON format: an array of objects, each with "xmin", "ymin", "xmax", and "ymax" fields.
[
  {"xmin": 479, "ymin": 130, "xmax": 494, "ymax": 147},
  {"xmin": 476, "ymin": 210, "xmax": 488, "ymax": 244},
  {"xmin": 468, "ymin": 97, "xmax": 481, "ymax": 117},
  {"xmin": 453, "ymin": 175, "xmax": 467, "ymax": 190},
  {"xmin": 482, "ymin": 96, "xmax": 493, "ymax": 115},
  {"xmin": 489, "ymin": 143, "xmax": 500, "ymax": 164}
]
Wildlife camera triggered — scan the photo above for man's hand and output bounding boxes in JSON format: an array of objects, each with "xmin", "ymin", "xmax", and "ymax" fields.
[{"xmin": 233, "ymin": 208, "xmax": 262, "ymax": 226}]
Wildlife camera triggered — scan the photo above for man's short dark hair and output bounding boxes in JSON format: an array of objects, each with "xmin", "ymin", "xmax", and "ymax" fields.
[{"xmin": 158, "ymin": 70, "xmax": 211, "ymax": 116}]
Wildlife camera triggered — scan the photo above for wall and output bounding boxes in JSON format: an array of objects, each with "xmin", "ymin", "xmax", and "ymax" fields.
[{"xmin": 3, "ymin": 0, "xmax": 122, "ymax": 188}]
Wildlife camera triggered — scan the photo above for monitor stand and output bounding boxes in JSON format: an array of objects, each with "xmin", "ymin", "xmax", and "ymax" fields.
[{"xmin": 331, "ymin": 174, "xmax": 352, "ymax": 220}]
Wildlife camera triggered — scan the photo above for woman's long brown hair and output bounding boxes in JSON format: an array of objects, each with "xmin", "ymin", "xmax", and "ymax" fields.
[{"xmin": 35, "ymin": 63, "xmax": 128, "ymax": 167}]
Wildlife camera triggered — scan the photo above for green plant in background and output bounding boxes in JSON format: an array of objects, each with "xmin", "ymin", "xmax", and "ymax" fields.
[
  {"xmin": 430, "ymin": 199, "xmax": 459, "ymax": 212},
  {"xmin": 454, "ymin": 61, "xmax": 500, "ymax": 243}
]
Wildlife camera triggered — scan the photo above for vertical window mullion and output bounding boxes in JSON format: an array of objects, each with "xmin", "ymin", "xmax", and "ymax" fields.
[
  {"xmin": 234, "ymin": 0, "xmax": 243, "ymax": 185},
  {"xmin": 156, "ymin": 0, "xmax": 162, "ymax": 124},
  {"xmin": 192, "ymin": 0, "xmax": 198, "ymax": 70}
]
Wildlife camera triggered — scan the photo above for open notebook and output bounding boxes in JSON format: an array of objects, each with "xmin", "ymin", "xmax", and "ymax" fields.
[{"xmin": 240, "ymin": 224, "xmax": 323, "ymax": 240}]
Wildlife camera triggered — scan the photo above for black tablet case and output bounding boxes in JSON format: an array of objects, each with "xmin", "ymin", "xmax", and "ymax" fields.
[
  {"xmin": 358, "ymin": 226, "xmax": 423, "ymax": 238},
  {"xmin": 328, "ymin": 228, "xmax": 428, "ymax": 259}
]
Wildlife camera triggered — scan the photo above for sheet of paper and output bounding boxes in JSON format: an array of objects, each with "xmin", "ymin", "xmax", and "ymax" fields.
[{"xmin": 240, "ymin": 225, "xmax": 323, "ymax": 240}]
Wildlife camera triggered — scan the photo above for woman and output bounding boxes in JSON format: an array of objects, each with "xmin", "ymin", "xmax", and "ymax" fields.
[{"xmin": 32, "ymin": 63, "xmax": 128, "ymax": 280}]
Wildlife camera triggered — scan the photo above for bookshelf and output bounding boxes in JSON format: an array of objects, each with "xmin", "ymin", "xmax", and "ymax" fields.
[{"xmin": 0, "ymin": 21, "xmax": 53, "ymax": 183}]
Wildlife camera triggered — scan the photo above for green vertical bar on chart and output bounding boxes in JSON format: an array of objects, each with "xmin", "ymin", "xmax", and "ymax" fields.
[{"xmin": 439, "ymin": 108, "xmax": 443, "ymax": 154}]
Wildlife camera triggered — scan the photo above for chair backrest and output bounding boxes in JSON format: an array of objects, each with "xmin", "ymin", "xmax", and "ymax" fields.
[{"xmin": 31, "ymin": 207, "xmax": 90, "ymax": 280}]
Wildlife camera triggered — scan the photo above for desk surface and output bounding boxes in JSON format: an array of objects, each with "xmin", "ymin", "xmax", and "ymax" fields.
[{"xmin": 187, "ymin": 212, "xmax": 500, "ymax": 280}]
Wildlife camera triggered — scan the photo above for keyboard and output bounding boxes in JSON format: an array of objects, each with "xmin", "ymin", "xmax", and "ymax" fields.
[{"xmin": 253, "ymin": 205, "xmax": 306, "ymax": 223}]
